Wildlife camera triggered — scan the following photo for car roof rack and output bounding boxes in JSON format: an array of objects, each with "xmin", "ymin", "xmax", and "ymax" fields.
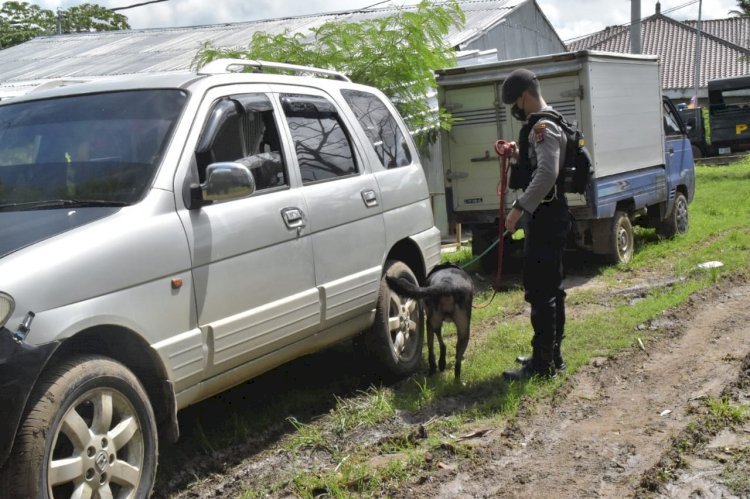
[
  {"xmin": 198, "ymin": 58, "xmax": 351, "ymax": 82},
  {"xmin": 29, "ymin": 78, "xmax": 95, "ymax": 93}
]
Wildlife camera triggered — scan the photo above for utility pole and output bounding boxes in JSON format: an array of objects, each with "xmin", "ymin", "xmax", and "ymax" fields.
[
  {"xmin": 694, "ymin": 0, "xmax": 703, "ymax": 105},
  {"xmin": 631, "ymin": 0, "xmax": 641, "ymax": 54}
]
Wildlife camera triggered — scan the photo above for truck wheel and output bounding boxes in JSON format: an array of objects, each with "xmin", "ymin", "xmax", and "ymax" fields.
[
  {"xmin": 658, "ymin": 192, "xmax": 689, "ymax": 239},
  {"xmin": 2, "ymin": 355, "xmax": 158, "ymax": 499},
  {"xmin": 608, "ymin": 211, "xmax": 634, "ymax": 264},
  {"xmin": 367, "ymin": 260, "xmax": 424, "ymax": 381}
]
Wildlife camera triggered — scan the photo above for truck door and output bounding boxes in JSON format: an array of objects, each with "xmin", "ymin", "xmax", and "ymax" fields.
[
  {"xmin": 443, "ymin": 85, "xmax": 501, "ymax": 214},
  {"xmin": 662, "ymin": 97, "xmax": 695, "ymax": 201}
]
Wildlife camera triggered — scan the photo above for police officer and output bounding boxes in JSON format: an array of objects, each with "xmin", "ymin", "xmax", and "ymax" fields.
[{"xmin": 501, "ymin": 68, "xmax": 571, "ymax": 381}]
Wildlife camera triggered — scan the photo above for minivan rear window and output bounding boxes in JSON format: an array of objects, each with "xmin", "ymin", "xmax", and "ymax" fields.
[{"xmin": 341, "ymin": 89, "xmax": 412, "ymax": 169}]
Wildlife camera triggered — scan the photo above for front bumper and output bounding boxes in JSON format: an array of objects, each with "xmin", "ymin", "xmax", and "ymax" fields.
[{"xmin": 0, "ymin": 329, "xmax": 58, "ymax": 467}]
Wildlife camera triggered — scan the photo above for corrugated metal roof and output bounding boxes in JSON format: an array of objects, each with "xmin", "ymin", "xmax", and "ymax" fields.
[
  {"xmin": 0, "ymin": 0, "xmax": 520, "ymax": 96},
  {"xmin": 567, "ymin": 13, "xmax": 750, "ymax": 90}
]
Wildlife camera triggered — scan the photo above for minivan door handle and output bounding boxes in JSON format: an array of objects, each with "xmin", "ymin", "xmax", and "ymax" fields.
[
  {"xmin": 361, "ymin": 189, "xmax": 379, "ymax": 208},
  {"xmin": 281, "ymin": 207, "xmax": 305, "ymax": 229}
]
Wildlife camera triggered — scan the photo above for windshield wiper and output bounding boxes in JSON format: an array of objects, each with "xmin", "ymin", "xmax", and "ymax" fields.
[{"xmin": 0, "ymin": 199, "xmax": 130, "ymax": 211}]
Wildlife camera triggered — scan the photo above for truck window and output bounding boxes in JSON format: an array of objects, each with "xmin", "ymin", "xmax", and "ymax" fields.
[
  {"xmin": 280, "ymin": 94, "xmax": 358, "ymax": 184},
  {"xmin": 663, "ymin": 101, "xmax": 683, "ymax": 137},
  {"xmin": 341, "ymin": 89, "xmax": 412, "ymax": 169},
  {"xmin": 711, "ymin": 88, "xmax": 750, "ymax": 114}
]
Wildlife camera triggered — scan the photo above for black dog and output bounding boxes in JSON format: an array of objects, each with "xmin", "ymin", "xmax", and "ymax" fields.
[{"xmin": 387, "ymin": 263, "xmax": 473, "ymax": 381}]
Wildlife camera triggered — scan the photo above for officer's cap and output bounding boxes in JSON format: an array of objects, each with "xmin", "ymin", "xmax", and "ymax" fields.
[{"xmin": 501, "ymin": 68, "xmax": 537, "ymax": 104}]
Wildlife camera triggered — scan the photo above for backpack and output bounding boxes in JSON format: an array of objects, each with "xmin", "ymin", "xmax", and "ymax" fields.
[{"xmin": 508, "ymin": 110, "xmax": 592, "ymax": 195}]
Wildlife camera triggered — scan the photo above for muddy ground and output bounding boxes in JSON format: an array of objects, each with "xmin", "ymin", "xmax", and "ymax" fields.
[{"xmin": 154, "ymin": 264, "xmax": 750, "ymax": 498}]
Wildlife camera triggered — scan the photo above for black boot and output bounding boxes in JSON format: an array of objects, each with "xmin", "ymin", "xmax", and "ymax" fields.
[
  {"xmin": 503, "ymin": 358, "xmax": 556, "ymax": 381},
  {"xmin": 553, "ymin": 343, "xmax": 566, "ymax": 371},
  {"xmin": 515, "ymin": 351, "xmax": 566, "ymax": 371}
]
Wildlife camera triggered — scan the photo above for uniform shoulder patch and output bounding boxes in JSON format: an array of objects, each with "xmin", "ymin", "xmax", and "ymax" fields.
[{"xmin": 534, "ymin": 122, "xmax": 546, "ymax": 143}]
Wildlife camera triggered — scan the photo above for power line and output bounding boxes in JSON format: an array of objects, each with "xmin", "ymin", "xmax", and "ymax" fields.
[
  {"xmin": 111, "ymin": 0, "xmax": 169, "ymax": 12},
  {"xmin": 662, "ymin": 0, "xmax": 700, "ymax": 16},
  {"xmin": 361, "ymin": 0, "xmax": 393, "ymax": 10}
]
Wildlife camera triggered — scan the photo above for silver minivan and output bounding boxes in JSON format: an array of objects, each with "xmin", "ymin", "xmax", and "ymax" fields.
[{"xmin": 0, "ymin": 60, "xmax": 441, "ymax": 498}]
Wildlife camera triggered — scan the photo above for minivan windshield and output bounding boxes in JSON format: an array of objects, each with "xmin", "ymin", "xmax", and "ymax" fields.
[{"xmin": 0, "ymin": 89, "xmax": 187, "ymax": 211}]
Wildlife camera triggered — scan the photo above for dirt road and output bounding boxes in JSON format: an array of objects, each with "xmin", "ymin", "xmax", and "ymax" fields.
[{"xmin": 413, "ymin": 280, "xmax": 750, "ymax": 498}]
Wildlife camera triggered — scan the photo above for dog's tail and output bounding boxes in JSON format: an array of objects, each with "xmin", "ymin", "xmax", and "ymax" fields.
[{"xmin": 386, "ymin": 276, "xmax": 440, "ymax": 299}]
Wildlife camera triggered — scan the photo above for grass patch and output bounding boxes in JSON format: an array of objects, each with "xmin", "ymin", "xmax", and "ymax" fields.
[
  {"xmin": 331, "ymin": 386, "xmax": 396, "ymax": 434},
  {"xmin": 723, "ymin": 447, "xmax": 750, "ymax": 496},
  {"xmin": 706, "ymin": 397, "xmax": 749, "ymax": 429}
]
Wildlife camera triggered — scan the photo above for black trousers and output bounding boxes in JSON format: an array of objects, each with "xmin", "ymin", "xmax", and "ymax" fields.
[{"xmin": 522, "ymin": 200, "xmax": 571, "ymax": 366}]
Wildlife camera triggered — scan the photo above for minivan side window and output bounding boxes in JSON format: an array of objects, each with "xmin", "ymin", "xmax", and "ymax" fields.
[
  {"xmin": 196, "ymin": 94, "xmax": 288, "ymax": 191},
  {"xmin": 341, "ymin": 89, "xmax": 412, "ymax": 169},
  {"xmin": 280, "ymin": 94, "xmax": 357, "ymax": 184}
]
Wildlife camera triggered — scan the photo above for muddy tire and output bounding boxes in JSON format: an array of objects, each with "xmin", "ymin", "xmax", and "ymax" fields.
[
  {"xmin": 367, "ymin": 260, "xmax": 424, "ymax": 381},
  {"xmin": 657, "ymin": 192, "xmax": 689, "ymax": 239},
  {"xmin": 607, "ymin": 211, "xmax": 634, "ymax": 264},
  {"xmin": 1, "ymin": 355, "xmax": 157, "ymax": 499}
]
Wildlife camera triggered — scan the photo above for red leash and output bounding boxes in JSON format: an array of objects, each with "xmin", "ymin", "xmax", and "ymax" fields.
[
  {"xmin": 472, "ymin": 140, "xmax": 513, "ymax": 309},
  {"xmin": 493, "ymin": 140, "xmax": 513, "ymax": 291}
]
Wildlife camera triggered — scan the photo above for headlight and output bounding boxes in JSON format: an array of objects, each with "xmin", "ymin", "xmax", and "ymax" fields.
[{"xmin": 0, "ymin": 292, "xmax": 14, "ymax": 328}]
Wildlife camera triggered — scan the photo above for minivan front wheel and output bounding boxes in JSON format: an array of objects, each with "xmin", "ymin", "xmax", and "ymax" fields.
[
  {"xmin": 3, "ymin": 355, "xmax": 157, "ymax": 499},
  {"xmin": 368, "ymin": 260, "xmax": 424, "ymax": 381}
]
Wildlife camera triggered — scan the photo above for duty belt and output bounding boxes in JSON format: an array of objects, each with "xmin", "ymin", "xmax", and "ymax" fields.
[{"xmin": 541, "ymin": 185, "xmax": 558, "ymax": 204}]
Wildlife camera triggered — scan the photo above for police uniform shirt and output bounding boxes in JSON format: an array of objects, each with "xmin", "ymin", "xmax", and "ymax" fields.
[{"xmin": 516, "ymin": 105, "xmax": 567, "ymax": 214}]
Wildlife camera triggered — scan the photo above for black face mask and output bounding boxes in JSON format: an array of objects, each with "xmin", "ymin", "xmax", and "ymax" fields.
[{"xmin": 511, "ymin": 104, "xmax": 527, "ymax": 122}]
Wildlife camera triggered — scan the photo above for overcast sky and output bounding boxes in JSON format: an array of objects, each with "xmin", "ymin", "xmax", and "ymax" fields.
[{"xmin": 36, "ymin": 0, "xmax": 741, "ymax": 42}]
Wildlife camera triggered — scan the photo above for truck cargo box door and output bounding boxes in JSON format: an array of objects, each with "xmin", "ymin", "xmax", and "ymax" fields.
[{"xmin": 443, "ymin": 85, "xmax": 502, "ymax": 212}]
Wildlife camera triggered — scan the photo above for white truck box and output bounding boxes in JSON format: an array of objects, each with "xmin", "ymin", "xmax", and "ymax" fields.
[{"xmin": 437, "ymin": 50, "xmax": 695, "ymax": 263}]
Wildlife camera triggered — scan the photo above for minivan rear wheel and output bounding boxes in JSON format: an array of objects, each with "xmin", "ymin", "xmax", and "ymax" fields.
[
  {"xmin": 367, "ymin": 260, "xmax": 424, "ymax": 381},
  {"xmin": 2, "ymin": 355, "xmax": 157, "ymax": 499}
]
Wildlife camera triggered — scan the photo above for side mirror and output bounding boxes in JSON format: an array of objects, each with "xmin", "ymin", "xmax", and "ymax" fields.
[{"xmin": 190, "ymin": 162, "xmax": 256, "ymax": 207}]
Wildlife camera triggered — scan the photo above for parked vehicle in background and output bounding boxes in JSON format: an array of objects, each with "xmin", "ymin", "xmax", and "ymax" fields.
[
  {"xmin": 436, "ymin": 50, "xmax": 695, "ymax": 265},
  {"xmin": 0, "ymin": 59, "xmax": 441, "ymax": 498},
  {"xmin": 678, "ymin": 75, "xmax": 750, "ymax": 157},
  {"xmin": 677, "ymin": 106, "xmax": 709, "ymax": 159}
]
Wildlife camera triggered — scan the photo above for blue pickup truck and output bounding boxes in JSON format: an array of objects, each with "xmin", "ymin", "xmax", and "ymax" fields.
[{"xmin": 436, "ymin": 50, "xmax": 695, "ymax": 264}]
